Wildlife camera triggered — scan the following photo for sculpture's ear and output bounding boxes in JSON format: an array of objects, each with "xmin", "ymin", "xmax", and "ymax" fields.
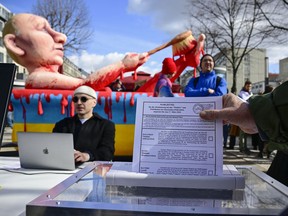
[{"xmin": 3, "ymin": 34, "xmax": 25, "ymax": 56}]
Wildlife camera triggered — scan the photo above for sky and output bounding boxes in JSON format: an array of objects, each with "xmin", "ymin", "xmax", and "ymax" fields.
[{"xmin": 1, "ymin": 0, "xmax": 286, "ymax": 76}]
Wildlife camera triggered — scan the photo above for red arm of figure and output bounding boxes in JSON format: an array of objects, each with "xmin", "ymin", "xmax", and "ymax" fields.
[
  {"xmin": 84, "ymin": 52, "xmax": 149, "ymax": 90},
  {"xmin": 138, "ymin": 34, "xmax": 205, "ymax": 92}
]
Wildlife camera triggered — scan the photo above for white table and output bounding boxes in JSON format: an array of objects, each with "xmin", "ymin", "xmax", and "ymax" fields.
[{"xmin": 0, "ymin": 157, "xmax": 78, "ymax": 216}]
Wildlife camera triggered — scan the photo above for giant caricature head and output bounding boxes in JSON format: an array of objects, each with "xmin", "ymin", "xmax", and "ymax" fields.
[{"xmin": 3, "ymin": 13, "xmax": 67, "ymax": 71}]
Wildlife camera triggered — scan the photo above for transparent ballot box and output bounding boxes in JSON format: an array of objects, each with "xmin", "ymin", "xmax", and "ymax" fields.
[{"xmin": 26, "ymin": 162, "xmax": 288, "ymax": 216}]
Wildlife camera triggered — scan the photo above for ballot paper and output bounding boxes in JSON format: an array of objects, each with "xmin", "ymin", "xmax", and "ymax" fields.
[{"xmin": 132, "ymin": 96, "xmax": 223, "ymax": 176}]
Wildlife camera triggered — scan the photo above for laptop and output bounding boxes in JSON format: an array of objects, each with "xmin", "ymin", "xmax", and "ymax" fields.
[{"xmin": 17, "ymin": 132, "xmax": 76, "ymax": 170}]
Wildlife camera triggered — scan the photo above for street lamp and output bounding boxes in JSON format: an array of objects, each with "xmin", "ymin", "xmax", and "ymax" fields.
[{"xmin": 265, "ymin": 57, "xmax": 269, "ymax": 85}]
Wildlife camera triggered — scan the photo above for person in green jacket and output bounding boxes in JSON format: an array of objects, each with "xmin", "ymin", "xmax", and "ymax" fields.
[{"xmin": 199, "ymin": 81, "xmax": 288, "ymax": 186}]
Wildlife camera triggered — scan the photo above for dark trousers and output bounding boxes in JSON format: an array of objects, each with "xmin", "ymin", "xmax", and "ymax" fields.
[
  {"xmin": 223, "ymin": 125, "xmax": 229, "ymax": 147},
  {"xmin": 229, "ymin": 135, "xmax": 236, "ymax": 148}
]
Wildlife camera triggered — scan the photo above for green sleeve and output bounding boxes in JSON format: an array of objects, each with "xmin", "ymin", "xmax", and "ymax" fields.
[{"xmin": 248, "ymin": 81, "xmax": 288, "ymax": 152}]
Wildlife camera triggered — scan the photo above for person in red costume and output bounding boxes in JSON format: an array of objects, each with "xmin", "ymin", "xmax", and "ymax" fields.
[
  {"xmin": 153, "ymin": 57, "xmax": 176, "ymax": 97},
  {"xmin": 3, "ymin": 13, "xmax": 149, "ymax": 90}
]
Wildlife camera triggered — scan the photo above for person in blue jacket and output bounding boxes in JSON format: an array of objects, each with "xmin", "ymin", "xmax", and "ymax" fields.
[{"xmin": 184, "ymin": 54, "xmax": 227, "ymax": 97}]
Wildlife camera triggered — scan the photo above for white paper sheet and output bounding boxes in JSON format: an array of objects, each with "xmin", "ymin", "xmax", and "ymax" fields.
[{"xmin": 132, "ymin": 96, "xmax": 223, "ymax": 176}]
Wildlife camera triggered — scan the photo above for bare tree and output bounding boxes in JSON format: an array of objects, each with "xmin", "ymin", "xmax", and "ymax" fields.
[
  {"xmin": 32, "ymin": 0, "xmax": 94, "ymax": 54},
  {"xmin": 187, "ymin": 0, "xmax": 278, "ymax": 93},
  {"xmin": 256, "ymin": 0, "xmax": 288, "ymax": 34}
]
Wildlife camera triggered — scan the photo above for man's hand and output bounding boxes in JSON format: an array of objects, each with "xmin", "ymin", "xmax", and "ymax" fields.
[
  {"xmin": 74, "ymin": 150, "xmax": 90, "ymax": 162},
  {"xmin": 122, "ymin": 52, "xmax": 149, "ymax": 72},
  {"xmin": 208, "ymin": 88, "xmax": 215, "ymax": 94},
  {"xmin": 199, "ymin": 93, "xmax": 258, "ymax": 134}
]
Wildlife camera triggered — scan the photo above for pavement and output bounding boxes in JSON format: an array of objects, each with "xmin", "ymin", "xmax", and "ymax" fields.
[
  {"xmin": 222, "ymin": 146, "xmax": 272, "ymax": 172},
  {"xmin": 2, "ymin": 127, "xmax": 14, "ymax": 144},
  {"xmin": 0, "ymin": 127, "xmax": 272, "ymax": 172},
  {"xmin": 222, "ymin": 135, "xmax": 273, "ymax": 172}
]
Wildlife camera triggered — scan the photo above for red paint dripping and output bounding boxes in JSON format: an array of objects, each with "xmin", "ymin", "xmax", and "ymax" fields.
[
  {"xmin": 98, "ymin": 90, "xmax": 113, "ymax": 120},
  {"xmin": 8, "ymin": 102, "xmax": 13, "ymax": 111},
  {"xmin": 104, "ymin": 97, "xmax": 109, "ymax": 118},
  {"xmin": 44, "ymin": 93, "xmax": 51, "ymax": 103},
  {"xmin": 38, "ymin": 96, "xmax": 44, "ymax": 115},
  {"xmin": 123, "ymin": 92, "xmax": 127, "ymax": 123},
  {"xmin": 20, "ymin": 97, "xmax": 27, "ymax": 131},
  {"xmin": 133, "ymin": 70, "xmax": 137, "ymax": 80},
  {"xmin": 11, "ymin": 89, "xmax": 158, "ymax": 127},
  {"xmin": 70, "ymin": 101, "xmax": 74, "ymax": 117},
  {"xmin": 61, "ymin": 95, "xmax": 68, "ymax": 115},
  {"xmin": 130, "ymin": 93, "xmax": 135, "ymax": 107},
  {"xmin": 97, "ymin": 95, "xmax": 102, "ymax": 106},
  {"xmin": 115, "ymin": 92, "xmax": 121, "ymax": 103},
  {"xmin": 13, "ymin": 89, "xmax": 74, "ymax": 119}
]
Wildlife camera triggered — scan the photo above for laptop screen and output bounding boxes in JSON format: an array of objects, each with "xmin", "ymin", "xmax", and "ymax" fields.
[{"xmin": 0, "ymin": 63, "xmax": 16, "ymax": 147}]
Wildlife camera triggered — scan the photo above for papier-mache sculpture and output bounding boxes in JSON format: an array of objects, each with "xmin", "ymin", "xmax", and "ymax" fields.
[
  {"xmin": 4, "ymin": 13, "xmax": 206, "ymax": 159},
  {"xmin": 3, "ymin": 13, "xmax": 205, "ymax": 91}
]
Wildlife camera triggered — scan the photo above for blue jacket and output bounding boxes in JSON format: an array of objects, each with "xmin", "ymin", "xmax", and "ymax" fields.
[{"xmin": 184, "ymin": 70, "xmax": 227, "ymax": 97}]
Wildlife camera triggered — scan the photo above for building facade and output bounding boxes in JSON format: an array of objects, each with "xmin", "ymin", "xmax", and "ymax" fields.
[
  {"xmin": 279, "ymin": 57, "xmax": 288, "ymax": 82},
  {"xmin": 0, "ymin": 4, "xmax": 11, "ymax": 64},
  {"xmin": 214, "ymin": 48, "xmax": 267, "ymax": 93},
  {"xmin": 251, "ymin": 73, "xmax": 280, "ymax": 94},
  {"xmin": 63, "ymin": 56, "xmax": 88, "ymax": 79}
]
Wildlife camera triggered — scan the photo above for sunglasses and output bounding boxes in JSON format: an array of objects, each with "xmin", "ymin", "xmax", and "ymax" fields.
[{"xmin": 72, "ymin": 96, "xmax": 93, "ymax": 103}]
